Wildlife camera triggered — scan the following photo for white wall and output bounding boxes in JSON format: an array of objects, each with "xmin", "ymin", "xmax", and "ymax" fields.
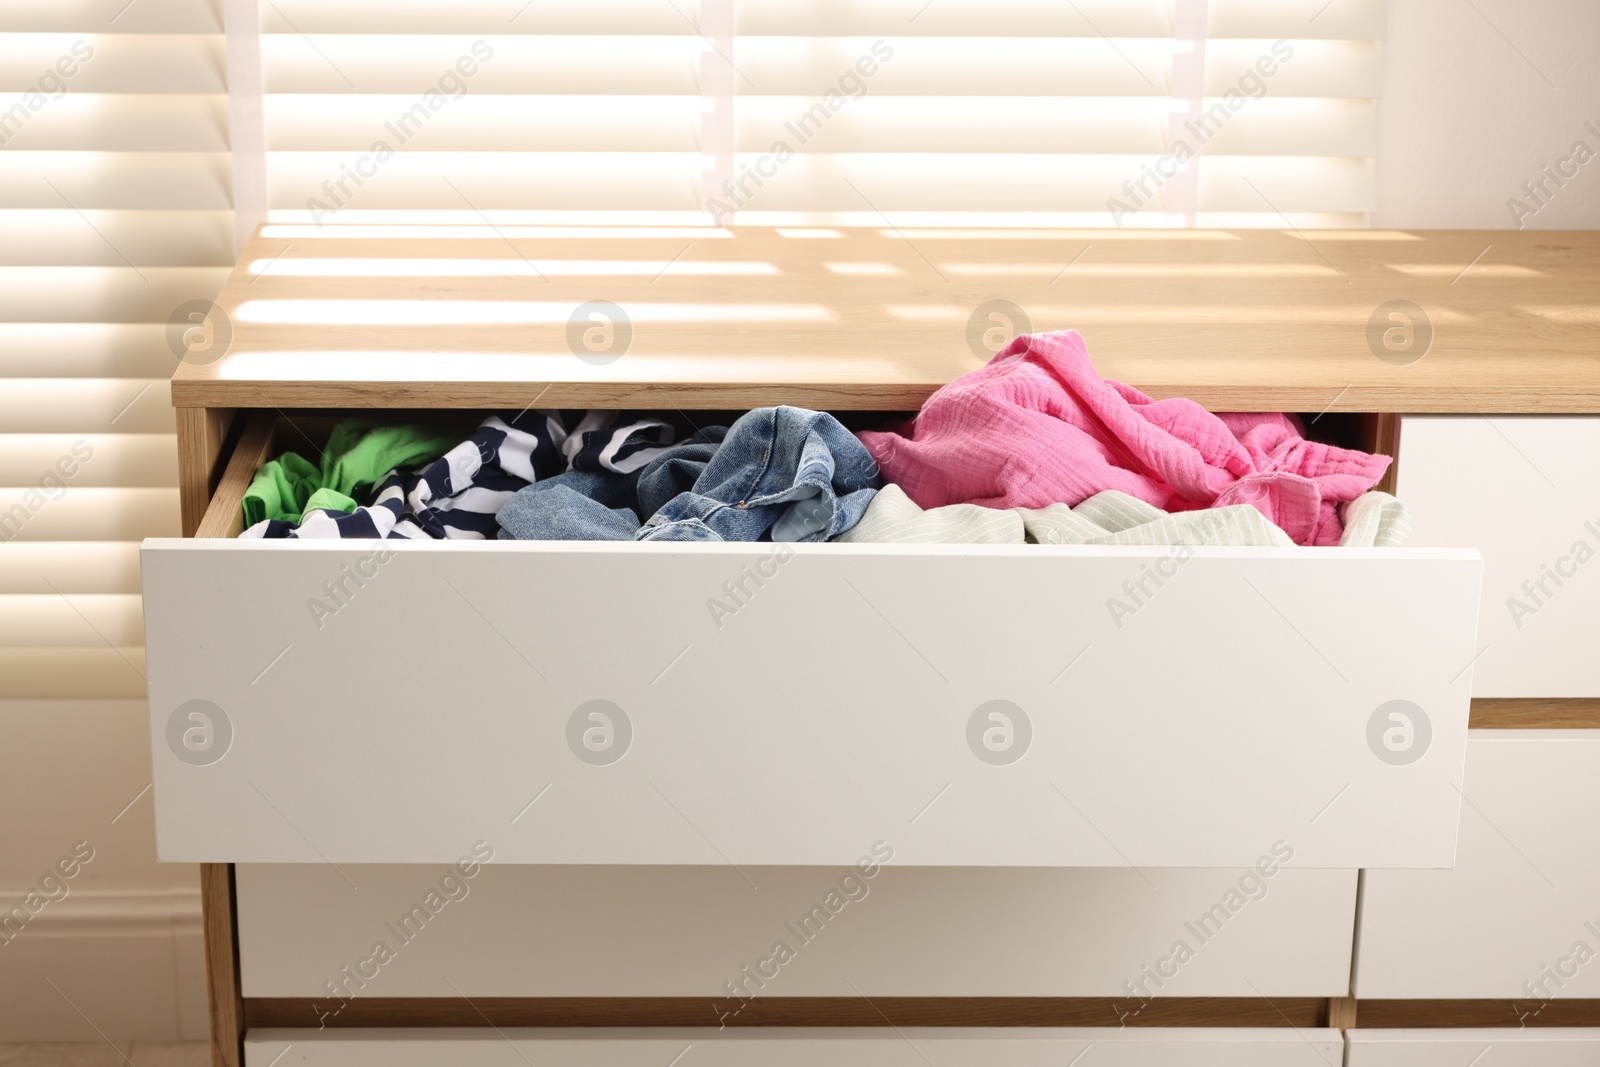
[{"xmin": 1378, "ymin": 0, "xmax": 1600, "ymax": 228}]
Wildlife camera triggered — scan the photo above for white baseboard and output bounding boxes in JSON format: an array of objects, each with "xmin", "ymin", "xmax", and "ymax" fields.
[
  {"xmin": 1, "ymin": 889, "xmax": 201, "ymax": 938},
  {"xmin": 0, "ymin": 890, "xmax": 206, "ymax": 1043}
]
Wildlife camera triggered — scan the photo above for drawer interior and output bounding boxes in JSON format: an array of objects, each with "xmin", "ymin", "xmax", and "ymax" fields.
[{"xmin": 194, "ymin": 407, "xmax": 1400, "ymax": 542}]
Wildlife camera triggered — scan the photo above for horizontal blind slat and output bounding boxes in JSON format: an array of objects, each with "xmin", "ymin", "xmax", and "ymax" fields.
[
  {"xmin": 261, "ymin": 36, "xmax": 702, "ymax": 94},
  {"xmin": 738, "ymin": 38, "xmax": 1175, "ymax": 96},
  {"xmin": 262, "ymin": 0, "xmax": 701, "ymax": 35},
  {"xmin": 0, "ymin": 648, "xmax": 147, "ymax": 699},
  {"xmin": 736, "ymin": 0, "xmax": 1176, "ymax": 37},
  {"xmin": 738, "ymin": 97, "xmax": 1168, "ymax": 154},
  {"xmin": 0, "ymin": 435, "xmax": 178, "ymax": 489},
  {"xmin": 1208, "ymin": 0, "xmax": 1387, "ymax": 39},
  {"xmin": 1204, "ymin": 39, "xmax": 1381, "ymax": 97},
  {"xmin": 731, "ymin": 153, "xmax": 1171, "ymax": 212},
  {"xmin": 0, "ymin": 210, "xmax": 234, "ymax": 266},
  {"xmin": 269, "ymin": 154, "xmax": 703, "ymax": 212},
  {"xmin": 0, "ymin": 267, "xmax": 231, "ymax": 321},
  {"xmin": 0, "ymin": 0, "xmax": 220, "ymax": 34},
  {"xmin": 0, "ymin": 594, "xmax": 144, "ymax": 648},
  {"xmin": 0, "ymin": 35, "xmax": 227, "ymax": 93},
  {"xmin": 0, "ymin": 488, "xmax": 179, "ymax": 541},
  {"xmin": 1198, "ymin": 157, "xmax": 1378, "ymax": 213},
  {"xmin": 0, "ymin": 380, "xmax": 175, "ymax": 434},
  {"xmin": 1194, "ymin": 211, "xmax": 1371, "ymax": 228},
  {"xmin": 0, "ymin": 153, "xmax": 233, "ymax": 209},
  {"xmin": 0, "ymin": 324, "xmax": 186, "ymax": 378},
  {"xmin": 1194, "ymin": 99, "xmax": 1376, "ymax": 156},
  {"xmin": 264, "ymin": 96, "xmax": 703, "ymax": 151},
  {"xmin": 0, "ymin": 94, "xmax": 229, "ymax": 150},
  {"xmin": 0, "ymin": 542, "xmax": 142, "ymax": 595}
]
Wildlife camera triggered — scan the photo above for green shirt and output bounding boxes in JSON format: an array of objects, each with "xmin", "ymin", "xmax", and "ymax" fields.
[{"xmin": 241, "ymin": 419, "xmax": 464, "ymax": 526}]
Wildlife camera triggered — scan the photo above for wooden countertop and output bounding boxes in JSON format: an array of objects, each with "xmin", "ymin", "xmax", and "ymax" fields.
[{"xmin": 174, "ymin": 225, "xmax": 1600, "ymax": 413}]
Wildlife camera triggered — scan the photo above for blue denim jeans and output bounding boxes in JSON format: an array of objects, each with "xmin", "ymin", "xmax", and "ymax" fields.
[
  {"xmin": 639, "ymin": 407, "xmax": 879, "ymax": 542},
  {"xmin": 496, "ymin": 410, "xmax": 878, "ymax": 542}
]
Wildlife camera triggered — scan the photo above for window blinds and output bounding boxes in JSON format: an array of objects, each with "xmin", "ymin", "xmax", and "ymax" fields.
[
  {"xmin": 0, "ymin": 0, "xmax": 230, "ymax": 698},
  {"xmin": 261, "ymin": 0, "xmax": 1383, "ymax": 227}
]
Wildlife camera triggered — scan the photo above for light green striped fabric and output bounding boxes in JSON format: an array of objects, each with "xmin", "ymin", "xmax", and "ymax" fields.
[
  {"xmin": 1337, "ymin": 490, "xmax": 1412, "ymax": 548},
  {"xmin": 837, "ymin": 485, "xmax": 1410, "ymax": 548}
]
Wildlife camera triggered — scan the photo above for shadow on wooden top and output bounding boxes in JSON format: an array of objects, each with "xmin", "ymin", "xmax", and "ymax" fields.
[{"xmin": 173, "ymin": 225, "xmax": 1600, "ymax": 412}]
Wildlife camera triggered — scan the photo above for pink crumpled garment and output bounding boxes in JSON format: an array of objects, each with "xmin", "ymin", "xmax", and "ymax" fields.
[{"xmin": 859, "ymin": 331, "xmax": 1391, "ymax": 546}]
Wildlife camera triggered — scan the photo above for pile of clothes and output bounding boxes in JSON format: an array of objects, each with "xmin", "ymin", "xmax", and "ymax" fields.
[
  {"xmin": 241, "ymin": 330, "xmax": 1408, "ymax": 548},
  {"xmin": 242, "ymin": 407, "xmax": 879, "ymax": 543}
]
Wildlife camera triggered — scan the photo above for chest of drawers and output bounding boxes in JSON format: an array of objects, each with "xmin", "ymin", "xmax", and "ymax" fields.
[{"xmin": 149, "ymin": 226, "xmax": 1600, "ymax": 1066}]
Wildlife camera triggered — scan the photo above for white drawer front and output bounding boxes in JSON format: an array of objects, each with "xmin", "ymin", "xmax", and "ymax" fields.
[
  {"xmin": 1348, "ymin": 1029, "xmax": 1600, "ymax": 1066},
  {"xmin": 237, "ymin": 863, "xmax": 1355, "ymax": 999},
  {"xmin": 141, "ymin": 540, "xmax": 1481, "ymax": 867},
  {"xmin": 1399, "ymin": 415, "xmax": 1600, "ymax": 697},
  {"xmin": 246, "ymin": 1028, "xmax": 1345, "ymax": 1066},
  {"xmin": 1356, "ymin": 732, "xmax": 1600, "ymax": 999}
]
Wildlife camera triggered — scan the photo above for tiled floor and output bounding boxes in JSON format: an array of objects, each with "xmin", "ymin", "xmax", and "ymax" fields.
[{"xmin": 0, "ymin": 1045, "xmax": 209, "ymax": 1067}]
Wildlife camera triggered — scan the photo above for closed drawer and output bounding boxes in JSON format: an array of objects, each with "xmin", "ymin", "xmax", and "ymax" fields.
[
  {"xmin": 141, "ymin": 538, "xmax": 1480, "ymax": 868},
  {"xmin": 1347, "ymin": 1029, "xmax": 1600, "ymax": 1065},
  {"xmin": 246, "ymin": 1027, "xmax": 1345, "ymax": 1066},
  {"xmin": 1355, "ymin": 732, "xmax": 1600, "ymax": 998},
  {"xmin": 236, "ymin": 863, "xmax": 1355, "ymax": 998},
  {"xmin": 1399, "ymin": 415, "xmax": 1600, "ymax": 697}
]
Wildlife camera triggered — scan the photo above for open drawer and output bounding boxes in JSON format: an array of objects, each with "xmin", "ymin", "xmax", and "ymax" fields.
[{"xmin": 142, "ymin": 466, "xmax": 1483, "ymax": 868}]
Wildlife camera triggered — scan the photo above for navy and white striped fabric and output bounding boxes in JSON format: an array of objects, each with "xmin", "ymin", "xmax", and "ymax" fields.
[{"xmin": 241, "ymin": 410, "xmax": 676, "ymax": 540}]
